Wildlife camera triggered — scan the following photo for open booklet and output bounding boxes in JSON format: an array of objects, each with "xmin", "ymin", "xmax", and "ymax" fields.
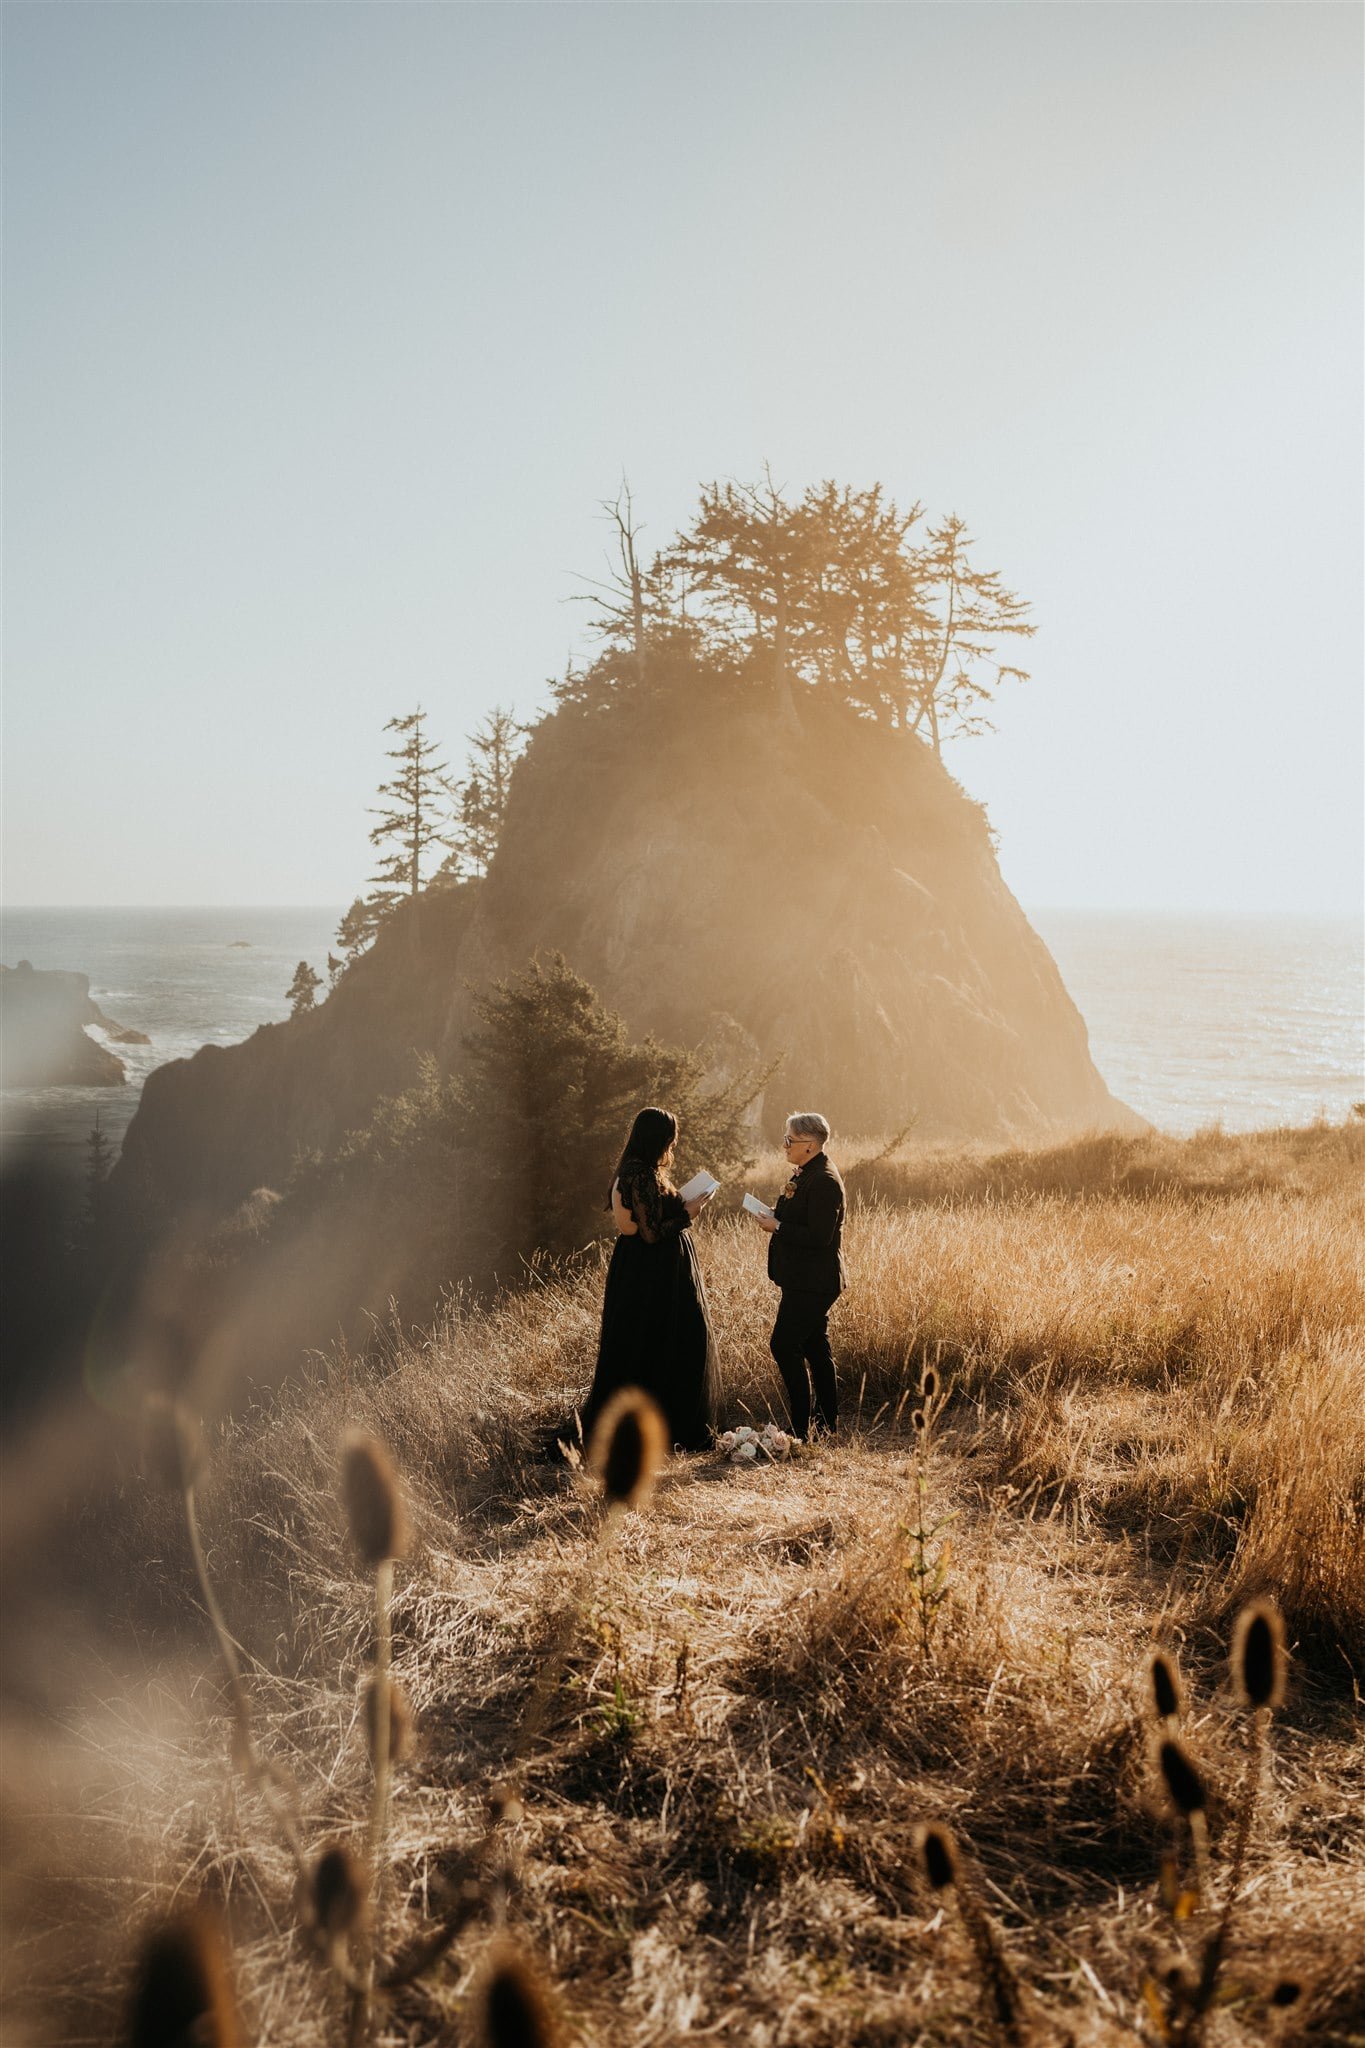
[
  {"xmin": 742, "ymin": 1192, "xmax": 775, "ymax": 1219},
  {"xmin": 677, "ymin": 1169, "xmax": 720, "ymax": 1204}
]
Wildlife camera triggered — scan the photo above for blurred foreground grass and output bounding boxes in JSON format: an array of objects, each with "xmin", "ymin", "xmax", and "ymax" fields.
[{"xmin": 2, "ymin": 1120, "xmax": 1362, "ymax": 2045}]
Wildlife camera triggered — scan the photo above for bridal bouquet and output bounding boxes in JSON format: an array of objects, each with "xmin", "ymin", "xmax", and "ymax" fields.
[{"xmin": 717, "ymin": 1423, "xmax": 794, "ymax": 1463}]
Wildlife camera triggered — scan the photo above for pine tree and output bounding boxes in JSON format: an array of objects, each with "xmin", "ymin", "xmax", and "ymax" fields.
[
  {"xmin": 573, "ymin": 482, "xmax": 651, "ymax": 685},
  {"xmin": 905, "ymin": 515, "xmax": 1035, "ymax": 755},
  {"xmin": 308, "ymin": 957, "xmax": 769, "ymax": 1273},
  {"xmin": 451, "ymin": 954, "xmax": 766, "ymax": 1259},
  {"xmin": 327, "ymin": 952, "xmax": 343, "ymax": 988},
  {"xmin": 368, "ymin": 709, "xmax": 451, "ymax": 915},
  {"xmin": 336, "ymin": 896, "xmax": 381, "ymax": 963},
  {"xmin": 287, "ymin": 961, "xmax": 322, "ymax": 1015},
  {"xmin": 664, "ymin": 467, "xmax": 811, "ymax": 697},
  {"xmin": 569, "ymin": 481, "xmax": 701, "ymax": 688},
  {"xmin": 445, "ymin": 706, "xmax": 526, "ymax": 879},
  {"xmin": 570, "ymin": 474, "xmax": 1034, "ymax": 745},
  {"xmin": 83, "ymin": 1111, "xmax": 112, "ymax": 1243},
  {"xmin": 798, "ymin": 482, "xmax": 930, "ymax": 723}
]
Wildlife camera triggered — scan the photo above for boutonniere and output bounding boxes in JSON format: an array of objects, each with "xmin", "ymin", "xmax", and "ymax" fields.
[{"xmin": 782, "ymin": 1174, "xmax": 801, "ymax": 1201}]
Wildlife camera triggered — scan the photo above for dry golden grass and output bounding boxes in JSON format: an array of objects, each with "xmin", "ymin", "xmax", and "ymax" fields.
[
  {"xmin": 841, "ymin": 1118, "xmax": 1365, "ymax": 1208},
  {"xmin": 1, "ymin": 1122, "xmax": 1362, "ymax": 2046}
]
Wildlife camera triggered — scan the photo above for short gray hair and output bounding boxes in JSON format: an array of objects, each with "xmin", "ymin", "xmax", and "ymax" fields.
[{"xmin": 785, "ymin": 1111, "xmax": 830, "ymax": 1144}]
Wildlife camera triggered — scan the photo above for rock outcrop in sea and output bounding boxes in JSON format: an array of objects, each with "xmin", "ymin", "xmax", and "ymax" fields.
[
  {"xmin": 0, "ymin": 962, "xmax": 149, "ymax": 1089},
  {"xmin": 114, "ymin": 687, "xmax": 1139, "ymax": 1224},
  {"xmin": 455, "ymin": 690, "xmax": 1137, "ymax": 1140}
]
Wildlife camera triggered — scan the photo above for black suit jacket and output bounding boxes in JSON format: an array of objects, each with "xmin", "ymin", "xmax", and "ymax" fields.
[{"xmin": 767, "ymin": 1151, "xmax": 846, "ymax": 1299}]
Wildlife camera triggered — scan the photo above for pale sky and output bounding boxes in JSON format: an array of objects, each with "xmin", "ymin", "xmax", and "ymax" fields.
[{"xmin": 3, "ymin": 2, "xmax": 1361, "ymax": 914}]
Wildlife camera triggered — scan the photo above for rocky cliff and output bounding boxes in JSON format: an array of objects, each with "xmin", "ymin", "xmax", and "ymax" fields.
[
  {"xmin": 114, "ymin": 688, "xmax": 1138, "ymax": 1224},
  {"xmin": 114, "ymin": 887, "xmax": 475, "ymax": 1215},
  {"xmin": 0, "ymin": 962, "xmax": 149, "ymax": 1088},
  {"xmin": 451, "ymin": 688, "xmax": 1136, "ymax": 1141}
]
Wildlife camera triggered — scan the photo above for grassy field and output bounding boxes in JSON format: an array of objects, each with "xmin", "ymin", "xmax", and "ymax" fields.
[{"xmin": 2, "ymin": 1122, "xmax": 1362, "ymax": 2046}]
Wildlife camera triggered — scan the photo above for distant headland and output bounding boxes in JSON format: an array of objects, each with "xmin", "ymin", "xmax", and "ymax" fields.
[{"xmin": 0, "ymin": 960, "xmax": 149, "ymax": 1088}]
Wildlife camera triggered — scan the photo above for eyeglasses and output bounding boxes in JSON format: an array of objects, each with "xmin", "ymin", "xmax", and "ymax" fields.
[{"xmin": 782, "ymin": 1135, "xmax": 809, "ymax": 1148}]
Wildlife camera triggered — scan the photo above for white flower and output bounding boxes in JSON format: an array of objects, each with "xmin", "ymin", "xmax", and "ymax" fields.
[
  {"xmin": 718, "ymin": 1431, "xmax": 738, "ymax": 1450},
  {"xmin": 734, "ymin": 1441, "xmax": 759, "ymax": 1461}
]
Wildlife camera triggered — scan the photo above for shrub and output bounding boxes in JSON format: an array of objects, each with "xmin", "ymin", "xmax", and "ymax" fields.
[{"xmin": 290, "ymin": 954, "xmax": 769, "ymax": 1286}]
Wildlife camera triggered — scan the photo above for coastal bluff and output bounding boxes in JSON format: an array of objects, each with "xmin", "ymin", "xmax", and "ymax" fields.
[
  {"xmin": 114, "ymin": 690, "xmax": 1140, "ymax": 1222},
  {"xmin": 456, "ymin": 692, "xmax": 1139, "ymax": 1140},
  {"xmin": 0, "ymin": 961, "xmax": 149, "ymax": 1089}
]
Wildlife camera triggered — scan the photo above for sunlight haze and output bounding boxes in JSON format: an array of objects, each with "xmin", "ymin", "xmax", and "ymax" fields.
[{"xmin": 3, "ymin": 1, "xmax": 1361, "ymax": 913}]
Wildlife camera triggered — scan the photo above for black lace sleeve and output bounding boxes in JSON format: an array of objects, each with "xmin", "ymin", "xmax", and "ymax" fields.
[{"xmin": 618, "ymin": 1159, "xmax": 688, "ymax": 1243}]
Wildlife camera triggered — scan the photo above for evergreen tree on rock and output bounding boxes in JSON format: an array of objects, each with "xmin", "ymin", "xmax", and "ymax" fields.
[
  {"xmin": 336, "ymin": 897, "xmax": 381, "ymax": 963},
  {"xmin": 368, "ymin": 709, "xmax": 452, "ymax": 916},
  {"xmin": 444, "ymin": 705, "xmax": 526, "ymax": 880},
  {"xmin": 287, "ymin": 961, "xmax": 323, "ymax": 1016}
]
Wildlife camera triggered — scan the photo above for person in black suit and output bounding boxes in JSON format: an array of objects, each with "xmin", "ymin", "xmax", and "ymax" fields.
[{"xmin": 751, "ymin": 1111, "xmax": 846, "ymax": 1440}]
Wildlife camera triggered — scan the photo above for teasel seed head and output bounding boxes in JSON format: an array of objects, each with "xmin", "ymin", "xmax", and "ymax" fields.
[
  {"xmin": 341, "ymin": 1432, "xmax": 406, "ymax": 1566},
  {"xmin": 1268, "ymin": 1980, "xmax": 1303, "ymax": 2009},
  {"xmin": 142, "ymin": 1395, "xmax": 206, "ymax": 1493},
  {"xmin": 128, "ymin": 1907, "xmax": 239, "ymax": 2048},
  {"xmin": 1158, "ymin": 1737, "xmax": 1207, "ymax": 1817},
  {"xmin": 310, "ymin": 1843, "xmax": 368, "ymax": 1939},
  {"xmin": 1150, "ymin": 1650, "xmax": 1183, "ymax": 1723},
  {"xmin": 364, "ymin": 1675, "xmax": 414, "ymax": 1766},
  {"xmin": 476, "ymin": 1941, "xmax": 559, "ymax": 2048},
  {"xmin": 915, "ymin": 1821, "xmax": 960, "ymax": 1891},
  {"xmin": 921, "ymin": 1368, "xmax": 938, "ymax": 1399},
  {"xmin": 1232, "ymin": 1599, "xmax": 1286, "ymax": 1711},
  {"xmin": 1162, "ymin": 1959, "xmax": 1197, "ymax": 2004},
  {"xmin": 911, "ymin": 1409, "xmax": 927, "ymax": 1433},
  {"xmin": 587, "ymin": 1388, "xmax": 667, "ymax": 1509},
  {"xmin": 488, "ymin": 1780, "xmax": 524, "ymax": 1825}
]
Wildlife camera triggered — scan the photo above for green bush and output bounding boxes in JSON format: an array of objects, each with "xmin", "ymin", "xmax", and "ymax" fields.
[{"xmin": 302, "ymin": 953, "xmax": 769, "ymax": 1276}]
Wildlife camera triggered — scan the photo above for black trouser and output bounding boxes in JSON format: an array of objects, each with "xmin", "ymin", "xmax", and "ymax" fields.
[{"xmin": 770, "ymin": 1290, "xmax": 840, "ymax": 1440}]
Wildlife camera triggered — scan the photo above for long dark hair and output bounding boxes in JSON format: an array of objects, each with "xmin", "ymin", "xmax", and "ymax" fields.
[{"xmin": 609, "ymin": 1106, "xmax": 678, "ymax": 1206}]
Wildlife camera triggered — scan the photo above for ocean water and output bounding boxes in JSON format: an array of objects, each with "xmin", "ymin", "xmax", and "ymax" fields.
[
  {"xmin": 1, "ymin": 906, "xmax": 1361, "ymax": 1177},
  {"xmin": 1, "ymin": 906, "xmax": 343, "ymax": 1173},
  {"xmin": 1032, "ymin": 908, "xmax": 1363, "ymax": 1133}
]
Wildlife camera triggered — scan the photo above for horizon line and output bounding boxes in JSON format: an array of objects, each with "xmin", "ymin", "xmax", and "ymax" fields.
[{"xmin": 3, "ymin": 901, "xmax": 1363, "ymax": 923}]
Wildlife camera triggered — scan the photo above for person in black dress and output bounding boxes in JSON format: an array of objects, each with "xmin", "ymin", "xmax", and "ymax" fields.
[
  {"xmin": 580, "ymin": 1106, "xmax": 720, "ymax": 1453},
  {"xmin": 750, "ymin": 1111, "xmax": 846, "ymax": 1440}
]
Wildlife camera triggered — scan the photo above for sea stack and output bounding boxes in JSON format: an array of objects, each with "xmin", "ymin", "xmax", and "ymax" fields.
[
  {"xmin": 0, "ymin": 962, "xmax": 148, "ymax": 1089},
  {"xmin": 114, "ymin": 689, "xmax": 1139, "ymax": 1222}
]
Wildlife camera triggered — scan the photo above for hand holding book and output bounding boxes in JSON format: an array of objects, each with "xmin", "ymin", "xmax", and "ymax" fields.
[{"xmin": 678, "ymin": 1169, "xmax": 720, "ymax": 1217}]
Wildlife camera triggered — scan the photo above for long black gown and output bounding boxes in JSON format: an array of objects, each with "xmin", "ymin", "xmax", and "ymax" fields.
[{"xmin": 580, "ymin": 1158, "xmax": 720, "ymax": 1453}]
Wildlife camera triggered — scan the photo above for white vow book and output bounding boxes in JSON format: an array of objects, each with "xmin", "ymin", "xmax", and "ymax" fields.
[
  {"xmin": 742, "ymin": 1192, "xmax": 775, "ymax": 1219},
  {"xmin": 678, "ymin": 1169, "xmax": 720, "ymax": 1203}
]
